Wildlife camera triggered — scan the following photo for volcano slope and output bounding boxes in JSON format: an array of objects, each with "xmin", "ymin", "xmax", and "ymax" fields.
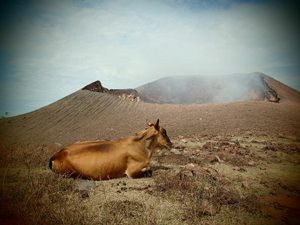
[
  {"xmin": 1, "ymin": 77, "xmax": 300, "ymax": 224},
  {"xmin": 137, "ymin": 72, "xmax": 300, "ymax": 105},
  {"xmin": 0, "ymin": 90, "xmax": 299, "ymax": 145}
]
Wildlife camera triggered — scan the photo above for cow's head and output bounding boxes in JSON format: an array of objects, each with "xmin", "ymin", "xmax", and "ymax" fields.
[{"xmin": 141, "ymin": 119, "xmax": 172, "ymax": 151}]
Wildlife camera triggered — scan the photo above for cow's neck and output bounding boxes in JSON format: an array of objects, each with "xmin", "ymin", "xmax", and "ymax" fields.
[{"xmin": 145, "ymin": 138, "xmax": 160, "ymax": 158}]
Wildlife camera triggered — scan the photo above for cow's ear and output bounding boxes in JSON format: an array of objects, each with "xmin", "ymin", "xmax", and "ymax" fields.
[
  {"xmin": 135, "ymin": 129, "xmax": 148, "ymax": 140},
  {"xmin": 135, "ymin": 127, "xmax": 158, "ymax": 141},
  {"xmin": 146, "ymin": 130, "xmax": 158, "ymax": 140},
  {"xmin": 154, "ymin": 119, "xmax": 160, "ymax": 131}
]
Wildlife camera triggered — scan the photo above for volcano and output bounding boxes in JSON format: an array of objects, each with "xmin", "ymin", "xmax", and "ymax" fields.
[
  {"xmin": 136, "ymin": 72, "xmax": 300, "ymax": 104},
  {"xmin": 0, "ymin": 72, "xmax": 299, "ymax": 144}
]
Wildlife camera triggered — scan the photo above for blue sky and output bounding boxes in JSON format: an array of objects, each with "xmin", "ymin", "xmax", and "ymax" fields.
[{"xmin": 0, "ymin": 0, "xmax": 299, "ymax": 116}]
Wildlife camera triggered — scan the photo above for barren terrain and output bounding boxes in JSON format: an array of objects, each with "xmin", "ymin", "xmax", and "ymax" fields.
[{"xmin": 0, "ymin": 76, "xmax": 300, "ymax": 224}]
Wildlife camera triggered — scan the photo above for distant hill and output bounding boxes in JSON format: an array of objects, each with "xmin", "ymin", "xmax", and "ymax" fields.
[
  {"xmin": 136, "ymin": 73, "xmax": 300, "ymax": 104},
  {"xmin": 82, "ymin": 80, "xmax": 140, "ymax": 102}
]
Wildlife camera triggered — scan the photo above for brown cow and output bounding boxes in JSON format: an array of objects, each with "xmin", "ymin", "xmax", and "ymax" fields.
[{"xmin": 49, "ymin": 119, "xmax": 172, "ymax": 180}]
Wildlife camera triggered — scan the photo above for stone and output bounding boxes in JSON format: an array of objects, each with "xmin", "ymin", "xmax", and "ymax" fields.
[
  {"xmin": 73, "ymin": 180, "xmax": 96, "ymax": 191},
  {"xmin": 180, "ymin": 139, "xmax": 188, "ymax": 143},
  {"xmin": 215, "ymin": 155, "xmax": 222, "ymax": 163},
  {"xmin": 145, "ymin": 188, "xmax": 153, "ymax": 194},
  {"xmin": 241, "ymin": 181, "xmax": 250, "ymax": 189},
  {"xmin": 248, "ymin": 160, "xmax": 255, "ymax": 166},
  {"xmin": 170, "ymin": 149, "xmax": 181, "ymax": 155},
  {"xmin": 233, "ymin": 166, "xmax": 240, "ymax": 171},
  {"xmin": 55, "ymin": 142, "xmax": 62, "ymax": 147}
]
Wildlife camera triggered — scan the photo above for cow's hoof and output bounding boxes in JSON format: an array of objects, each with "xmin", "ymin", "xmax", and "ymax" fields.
[{"xmin": 143, "ymin": 170, "xmax": 152, "ymax": 177}]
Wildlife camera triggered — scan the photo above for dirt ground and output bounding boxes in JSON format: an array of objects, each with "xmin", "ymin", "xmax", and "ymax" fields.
[{"xmin": 0, "ymin": 133, "xmax": 299, "ymax": 224}]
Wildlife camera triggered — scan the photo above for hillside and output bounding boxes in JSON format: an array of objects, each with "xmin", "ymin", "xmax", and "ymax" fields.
[
  {"xmin": 136, "ymin": 73, "xmax": 300, "ymax": 104},
  {"xmin": 0, "ymin": 89, "xmax": 299, "ymax": 145},
  {"xmin": 0, "ymin": 72, "xmax": 300, "ymax": 144}
]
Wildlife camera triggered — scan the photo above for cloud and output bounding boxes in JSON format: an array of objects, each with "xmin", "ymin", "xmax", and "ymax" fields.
[{"xmin": 0, "ymin": 0, "xmax": 299, "ymax": 116}]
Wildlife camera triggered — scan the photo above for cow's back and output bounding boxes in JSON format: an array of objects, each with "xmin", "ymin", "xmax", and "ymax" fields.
[{"xmin": 50, "ymin": 141, "xmax": 129, "ymax": 180}]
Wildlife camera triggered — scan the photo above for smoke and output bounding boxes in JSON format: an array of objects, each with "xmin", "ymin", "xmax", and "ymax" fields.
[
  {"xmin": 137, "ymin": 73, "xmax": 268, "ymax": 104},
  {"xmin": 212, "ymin": 73, "xmax": 265, "ymax": 103}
]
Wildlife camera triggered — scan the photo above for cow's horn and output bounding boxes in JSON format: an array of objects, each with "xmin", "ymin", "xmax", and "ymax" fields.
[{"xmin": 146, "ymin": 119, "xmax": 152, "ymax": 126}]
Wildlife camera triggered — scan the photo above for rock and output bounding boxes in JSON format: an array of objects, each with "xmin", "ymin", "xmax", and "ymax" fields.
[
  {"xmin": 150, "ymin": 160, "xmax": 159, "ymax": 166},
  {"xmin": 185, "ymin": 163, "xmax": 196, "ymax": 169},
  {"xmin": 170, "ymin": 149, "xmax": 181, "ymax": 155},
  {"xmin": 55, "ymin": 142, "xmax": 62, "ymax": 147},
  {"xmin": 233, "ymin": 166, "xmax": 240, "ymax": 171},
  {"xmin": 145, "ymin": 188, "xmax": 153, "ymax": 195},
  {"xmin": 180, "ymin": 139, "xmax": 188, "ymax": 143},
  {"xmin": 82, "ymin": 81, "xmax": 140, "ymax": 102},
  {"xmin": 241, "ymin": 181, "xmax": 250, "ymax": 189},
  {"xmin": 73, "ymin": 180, "xmax": 96, "ymax": 198},
  {"xmin": 260, "ymin": 166, "xmax": 266, "ymax": 170},
  {"xmin": 215, "ymin": 155, "xmax": 222, "ymax": 163},
  {"xmin": 178, "ymin": 169, "xmax": 194, "ymax": 180},
  {"xmin": 248, "ymin": 160, "xmax": 255, "ymax": 166},
  {"xmin": 178, "ymin": 164, "xmax": 208, "ymax": 179}
]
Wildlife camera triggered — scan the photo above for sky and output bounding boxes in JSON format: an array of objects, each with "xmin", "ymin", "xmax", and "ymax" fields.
[{"xmin": 0, "ymin": 0, "xmax": 299, "ymax": 117}]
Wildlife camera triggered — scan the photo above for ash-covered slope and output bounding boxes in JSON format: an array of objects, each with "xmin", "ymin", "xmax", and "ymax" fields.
[
  {"xmin": 136, "ymin": 73, "xmax": 300, "ymax": 104},
  {"xmin": 0, "ymin": 90, "xmax": 299, "ymax": 145}
]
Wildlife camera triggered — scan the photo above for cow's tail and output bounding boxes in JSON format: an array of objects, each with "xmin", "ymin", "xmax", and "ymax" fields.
[
  {"xmin": 49, "ymin": 158, "xmax": 53, "ymax": 170},
  {"xmin": 49, "ymin": 155, "xmax": 57, "ymax": 170}
]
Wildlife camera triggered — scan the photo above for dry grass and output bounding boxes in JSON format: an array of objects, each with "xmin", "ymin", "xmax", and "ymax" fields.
[
  {"xmin": 0, "ymin": 141, "xmax": 291, "ymax": 225},
  {"xmin": 0, "ymin": 143, "xmax": 87, "ymax": 224},
  {"xmin": 0, "ymin": 143, "xmax": 166, "ymax": 224}
]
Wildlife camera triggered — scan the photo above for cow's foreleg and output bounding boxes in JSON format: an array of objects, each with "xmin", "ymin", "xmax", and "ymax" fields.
[{"xmin": 126, "ymin": 159, "xmax": 150, "ymax": 179}]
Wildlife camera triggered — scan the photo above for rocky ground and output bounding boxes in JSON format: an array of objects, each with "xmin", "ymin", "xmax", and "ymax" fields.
[
  {"xmin": 73, "ymin": 134, "xmax": 299, "ymax": 224},
  {"xmin": 1, "ymin": 133, "xmax": 298, "ymax": 224}
]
